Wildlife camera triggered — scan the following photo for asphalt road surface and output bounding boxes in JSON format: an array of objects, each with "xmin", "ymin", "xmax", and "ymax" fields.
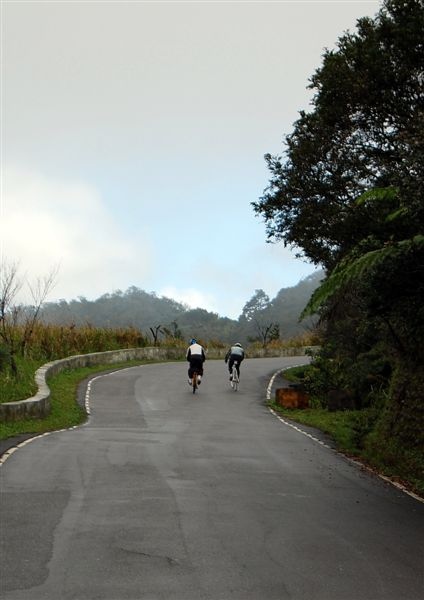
[{"xmin": 1, "ymin": 357, "xmax": 423, "ymax": 600}]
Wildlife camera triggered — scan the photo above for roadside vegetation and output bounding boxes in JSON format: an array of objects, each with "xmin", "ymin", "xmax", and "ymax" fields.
[{"xmin": 0, "ymin": 317, "xmax": 155, "ymax": 407}]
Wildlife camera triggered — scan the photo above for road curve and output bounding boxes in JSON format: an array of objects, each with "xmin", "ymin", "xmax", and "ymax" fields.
[{"xmin": 0, "ymin": 357, "xmax": 423, "ymax": 600}]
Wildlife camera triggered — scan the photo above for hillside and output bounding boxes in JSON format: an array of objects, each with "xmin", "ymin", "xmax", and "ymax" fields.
[{"xmin": 40, "ymin": 272, "xmax": 323, "ymax": 345}]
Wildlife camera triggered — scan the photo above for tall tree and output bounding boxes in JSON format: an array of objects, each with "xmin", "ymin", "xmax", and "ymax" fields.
[
  {"xmin": 241, "ymin": 289, "xmax": 270, "ymax": 322},
  {"xmin": 253, "ymin": 0, "xmax": 424, "ymax": 270}
]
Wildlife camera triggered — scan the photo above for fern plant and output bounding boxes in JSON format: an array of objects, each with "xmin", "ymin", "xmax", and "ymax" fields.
[{"xmin": 301, "ymin": 188, "xmax": 424, "ymax": 318}]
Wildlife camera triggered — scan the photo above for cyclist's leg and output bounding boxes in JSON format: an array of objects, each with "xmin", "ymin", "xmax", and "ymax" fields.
[
  {"xmin": 188, "ymin": 363, "xmax": 194, "ymax": 384},
  {"xmin": 188, "ymin": 357, "xmax": 202, "ymax": 384},
  {"xmin": 236, "ymin": 360, "xmax": 241, "ymax": 377},
  {"xmin": 195, "ymin": 358, "xmax": 203, "ymax": 383},
  {"xmin": 228, "ymin": 356, "xmax": 234, "ymax": 379}
]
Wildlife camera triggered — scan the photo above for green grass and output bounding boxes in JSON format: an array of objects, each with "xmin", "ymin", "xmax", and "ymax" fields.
[
  {"xmin": 361, "ymin": 431, "xmax": 424, "ymax": 497},
  {"xmin": 0, "ymin": 360, "xmax": 149, "ymax": 440},
  {"xmin": 0, "ymin": 357, "xmax": 45, "ymax": 404},
  {"xmin": 269, "ymin": 404, "xmax": 372, "ymax": 455},
  {"xmin": 279, "ymin": 365, "xmax": 309, "ymax": 383}
]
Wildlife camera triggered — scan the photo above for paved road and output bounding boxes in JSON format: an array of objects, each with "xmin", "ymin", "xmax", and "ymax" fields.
[{"xmin": 1, "ymin": 357, "xmax": 423, "ymax": 600}]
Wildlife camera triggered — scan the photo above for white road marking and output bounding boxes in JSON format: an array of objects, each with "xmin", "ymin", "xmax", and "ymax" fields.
[{"xmin": 267, "ymin": 367, "xmax": 424, "ymax": 504}]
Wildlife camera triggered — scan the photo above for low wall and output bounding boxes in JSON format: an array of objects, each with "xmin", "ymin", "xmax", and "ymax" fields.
[
  {"xmin": 0, "ymin": 345, "xmax": 318, "ymax": 422},
  {"xmin": 0, "ymin": 346, "xmax": 185, "ymax": 423},
  {"xmin": 209, "ymin": 346, "xmax": 319, "ymax": 359},
  {"xmin": 246, "ymin": 346, "xmax": 318, "ymax": 359}
]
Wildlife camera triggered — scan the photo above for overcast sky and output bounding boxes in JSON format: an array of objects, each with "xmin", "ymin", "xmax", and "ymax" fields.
[{"xmin": 1, "ymin": 0, "xmax": 381, "ymax": 319}]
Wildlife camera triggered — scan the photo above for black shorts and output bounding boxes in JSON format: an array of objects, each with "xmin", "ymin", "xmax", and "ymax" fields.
[
  {"xmin": 228, "ymin": 355, "xmax": 243, "ymax": 372},
  {"xmin": 188, "ymin": 356, "xmax": 204, "ymax": 377}
]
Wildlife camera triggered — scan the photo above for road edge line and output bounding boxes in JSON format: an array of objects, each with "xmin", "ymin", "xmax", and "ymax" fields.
[
  {"xmin": 267, "ymin": 368, "xmax": 424, "ymax": 504},
  {"xmin": 0, "ymin": 369, "xmax": 124, "ymax": 467}
]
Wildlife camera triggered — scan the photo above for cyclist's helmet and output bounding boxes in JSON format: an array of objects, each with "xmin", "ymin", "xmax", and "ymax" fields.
[
  {"xmin": 234, "ymin": 342, "xmax": 242, "ymax": 347},
  {"xmin": 190, "ymin": 338, "xmax": 197, "ymax": 345}
]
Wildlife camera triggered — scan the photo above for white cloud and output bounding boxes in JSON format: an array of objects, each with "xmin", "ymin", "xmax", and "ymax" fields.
[
  {"xmin": 159, "ymin": 286, "xmax": 220, "ymax": 315},
  {"xmin": 1, "ymin": 167, "xmax": 152, "ymax": 302},
  {"xmin": 184, "ymin": 241, "xmax": 317, "ymax": 319}
]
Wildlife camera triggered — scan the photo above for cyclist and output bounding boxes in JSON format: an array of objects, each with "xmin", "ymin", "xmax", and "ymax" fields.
[
  {"xmin": 225, "ymin": 342, "xmax": 245, "ymax": 380},
  {"xmin": 186, "ymin": 338, "xmax": 206, "ymax": 385}
]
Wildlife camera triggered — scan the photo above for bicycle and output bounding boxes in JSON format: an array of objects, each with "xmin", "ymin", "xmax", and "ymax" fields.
[{"xmin": 230, "ymin": 361, "xmax": 240, "ymax": 391}]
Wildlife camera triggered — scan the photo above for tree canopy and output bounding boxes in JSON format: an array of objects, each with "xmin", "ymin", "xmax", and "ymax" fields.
[{"xmin": 253, "ymin": 0, "xmax": 424, "ymax": 270}]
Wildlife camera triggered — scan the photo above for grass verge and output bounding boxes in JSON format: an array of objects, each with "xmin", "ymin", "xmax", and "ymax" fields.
[
  {"xmin": 268, "ymin": 403, "xmax": 373, "ymax": 455},
  {"xmin": 0, "ymin": 357, "xmax": 45, "ymax": 404},
  {"xmin": 278, "ymin": 364, "xmax": 309, "ymax": 384}
]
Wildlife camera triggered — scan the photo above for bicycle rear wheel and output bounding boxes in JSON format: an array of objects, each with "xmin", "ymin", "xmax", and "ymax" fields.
[
  {"xmin": 232, "ymin": 364, "xmax": 239, "ymax": 391},
  {"xmin": 192, "ymin": 371, "xmax": 198, "ymax": 394}
]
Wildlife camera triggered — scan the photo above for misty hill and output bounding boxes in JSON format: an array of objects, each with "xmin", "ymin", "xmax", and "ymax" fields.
[
  {"xmin": 40, "ymin": 272, "xmax": 323, "ymax": 345},
  {"xmin": 264, "ymin": 272, "xmax": 323, "ymax": 337}
]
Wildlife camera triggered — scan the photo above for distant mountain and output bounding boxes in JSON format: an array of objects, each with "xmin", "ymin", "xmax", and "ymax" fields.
[{"xmin": 40, "ymin": 272, "xmax": 323, "ymax": 345}]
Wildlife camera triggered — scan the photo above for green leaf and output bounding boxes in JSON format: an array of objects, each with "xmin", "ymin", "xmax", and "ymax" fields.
[
  {"xmin": 385, "ymin": 207, "xmax": 408, "ymax": 222},
  {"xmin": 301, "ymin": 235, "xmax": 424, "ymax": 318},
  {"xmin": 355, "ymin": 187, "xmax": 399, "ymax": 207}
]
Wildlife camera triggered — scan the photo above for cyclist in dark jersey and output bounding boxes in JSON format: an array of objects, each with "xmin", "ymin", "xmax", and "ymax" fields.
[{"xmin": 224, "ymin": 343, "xmax": 245, "ymax": 380}]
